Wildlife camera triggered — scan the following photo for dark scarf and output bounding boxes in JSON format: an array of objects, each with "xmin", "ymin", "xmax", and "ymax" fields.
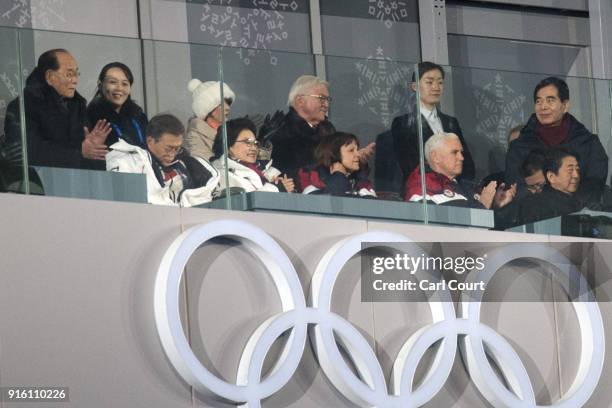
[
  {"xmin": 150, "ymin": 154, "xmax": 188, "ymax": 188},
  {"xmin": 240, "ymin": 160, "xmax": 268, "ymax": 185},
  {"xmin": 536, "ymin": 114, "xmax": 570, "ymax": 146}
]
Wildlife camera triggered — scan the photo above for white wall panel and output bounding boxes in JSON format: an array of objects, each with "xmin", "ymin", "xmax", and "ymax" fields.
[
  {"xmin": 460, "ymin": 0, "xmax": 588, "ymax": 12},
  {"xmin": 147, "ymin": 0, "xmax": 189, "ymax": 42},
  {"xmin": 29, "ymin": 0, "xmax": 139, "ymax": 37},
  {"xmin": 446, "ymin": 2, "xmax": 590, "ymax": 46},
  {"xmin": 0, "ymin": 194, "xmax": 610, "ymax": 407}
]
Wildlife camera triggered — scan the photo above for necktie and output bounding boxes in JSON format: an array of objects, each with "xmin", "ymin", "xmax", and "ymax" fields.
[{"xmin": 429, "ymin": 111, "xmax": 442, "ymax": 134}]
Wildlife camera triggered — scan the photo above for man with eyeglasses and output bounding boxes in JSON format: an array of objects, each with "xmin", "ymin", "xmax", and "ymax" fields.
[
  {"xmin": 498, "ymin": 148, "xmax": 584, "ymax": 228},
  {"xmin": 495, "ymin": 149, "xmax": 544, "ymax": 228},
  {"xmin": 107, "ymin": 114, "xmax": 219, "ymax": 206},
  {"xmin": 4, "ymin": 48, "xmax": 111, "ymax": 169},
  {"xmin": 520, "ymin": 149, "xmax": 546, "ymax": 195},
  {"xmin": 266, "ymin": 75, "xmax": 374, "ymax": 186},
  {"xmin": 264, "ymin": 75, "xmax": 336, "ymax": 183},
  {"xmin": 496, "ymin": 147, "xmax": 586, "ymax": 228}
]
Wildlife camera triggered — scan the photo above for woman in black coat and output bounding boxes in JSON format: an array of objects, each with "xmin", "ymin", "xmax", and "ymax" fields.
[{"xmin": 87, "ymin": 62, "xmax": 148, "ymax": 148}]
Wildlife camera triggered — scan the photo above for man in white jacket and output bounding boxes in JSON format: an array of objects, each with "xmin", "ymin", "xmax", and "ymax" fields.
[{"xmin": 106, "ymin": 114, "xmax": 219, "ymax": 206}]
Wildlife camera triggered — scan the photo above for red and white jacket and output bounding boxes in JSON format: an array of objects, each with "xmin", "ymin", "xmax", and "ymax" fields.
[{"xmin": 404, "ymin": 166, "xmax": 469, "ymax": 204}]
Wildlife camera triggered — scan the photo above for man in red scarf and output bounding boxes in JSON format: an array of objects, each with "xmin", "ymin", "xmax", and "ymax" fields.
[{"xmin": 505, "ymin": 77, "xmax": 608, "ymax": 204}]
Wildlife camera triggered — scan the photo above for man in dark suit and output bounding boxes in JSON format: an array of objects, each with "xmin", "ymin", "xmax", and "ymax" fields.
[{"xmin": 389, "ymin": 62, "xmax": 475, "ymax": 189}]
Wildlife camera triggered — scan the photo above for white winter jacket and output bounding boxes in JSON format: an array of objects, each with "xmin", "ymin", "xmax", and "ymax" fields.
[
  {"xmin": 212, "ymin": 155, "xmax": 281, "ymax": 193},
  {"xmin": 106, "ymin": 139, "xmax": 220, "ymax": 207}
]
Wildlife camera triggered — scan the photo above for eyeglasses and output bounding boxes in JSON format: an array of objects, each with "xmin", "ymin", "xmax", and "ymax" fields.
[
  {"xmin": 235, "ymin": 138, "xmax": 259, "ymax": 147},
  {"xmin": 163, "ymin": 145, "xmax": 184, "ymax": 155},
  {"xmin": 302, "ymin": 94, "xmax": 332, "ymax": 103},
  {"xmin": 56, "ymin": 69, "xmax": 80, "ymax": 80},
  {"xmin": 526, "ymin": 182, "xmax": 545, "ymax": 193}
]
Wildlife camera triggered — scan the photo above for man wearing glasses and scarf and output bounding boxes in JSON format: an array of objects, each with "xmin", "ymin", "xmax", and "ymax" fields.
[{"xmin": 107, "ymin": 114, "xmax": 219, "ymax": 207}]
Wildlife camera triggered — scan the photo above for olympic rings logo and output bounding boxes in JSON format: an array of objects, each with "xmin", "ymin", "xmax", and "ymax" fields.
[{"xmin": 153, "ymin": 220, "xmax": 605, "ymax": 407}]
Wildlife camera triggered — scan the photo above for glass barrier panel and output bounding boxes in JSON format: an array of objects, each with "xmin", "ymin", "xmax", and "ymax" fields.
[
  {"xmin": 572, "ymin": 76, "xmax": 612, "ymax": 238},
  {"xmin": 599, "ymin": 77, "xmax": 612, "ymax": 198},
  {"xmin": 12, "ymin": 28, "xmax": 147, "ymax": 202},
  {"xmin": 209, "ymin": 50, "xmax": 411, "ymax": 225},
  {"xmin": 506, "ymin": 74, "xmax": 612, "ymax": 236},
  {"xmin": 325, "ymin": 54, "xmax": 416, "ymax": 203},
  {"xmin": 214, "ymin": 45, "xmax": 316, "ymax": 207},
  {"xmin": 142, "ymin": 38, "xmax": 230, "ymax": 208},
  {"xmin": 6, "ymin": 24, "xmax": 612, "ymax": 238},
  {"xmin": 413, "ymin": 62, "xmax": 612, "ymax": 237},
  {"xmin": 0, "ymin": 27, "xmax": 27, "ymax": 195}
]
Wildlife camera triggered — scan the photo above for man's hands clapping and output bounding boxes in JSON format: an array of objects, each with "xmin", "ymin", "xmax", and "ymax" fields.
[{"xmin": 81, "ymin": 119, "xmax": 111, "ymax": 160}]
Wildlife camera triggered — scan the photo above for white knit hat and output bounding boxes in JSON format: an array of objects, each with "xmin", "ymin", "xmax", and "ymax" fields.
[{"xmin": 188, "ymin": 79, "xmax": 236, "ymax": 119}]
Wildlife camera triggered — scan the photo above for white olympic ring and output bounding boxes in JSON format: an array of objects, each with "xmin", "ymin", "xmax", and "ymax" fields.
[{"xmin": 153, "ymin": 220, "xmax": 605, "ymax": 407}]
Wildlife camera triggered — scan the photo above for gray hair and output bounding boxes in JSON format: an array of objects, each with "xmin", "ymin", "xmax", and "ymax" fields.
[
  {"xmin": 424, "ymin": 132, "xmax": 459, "ymax": 163},
  {"xmin": 287, "ymin": 75, "xmax": 329, "ymax": 107}
]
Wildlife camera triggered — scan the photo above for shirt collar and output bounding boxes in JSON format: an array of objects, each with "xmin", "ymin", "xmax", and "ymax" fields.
[{"xmin": 419, "ymin": 103, "xmax": 437, "ymax": 119}]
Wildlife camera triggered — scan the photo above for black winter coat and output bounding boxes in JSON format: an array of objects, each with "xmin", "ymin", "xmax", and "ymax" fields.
[
  {"xmin": 298, "ymin": 165, "xmax": 374, "ymax": 197},
  {"xmin": 391, "ymin": 109, "xmax": 476, "ymax": 181},
  {"xmin": 522, "ymin": 186, "xmax": 583, "ymax": 222},
  {"xmin": 269, "ymin": 107, "xmax": 336, "ymax": 180},
  {"xmin": 374, "ymin": 129, "xmax": 404, "ymax": 195},
  {"xmin": 87, "ymin": 96, "xmax": 148, "ymax": 148},
  {"xmin": 495, "ymin": 185, "xmax": 582, "ymax": 229},
  {"xmin": 505, "ymin": 113, "xmax": 608, "ymax": 203},
  {"xmin": 4, "ymin": 70, "xmax": 97, "ymax": 169}
]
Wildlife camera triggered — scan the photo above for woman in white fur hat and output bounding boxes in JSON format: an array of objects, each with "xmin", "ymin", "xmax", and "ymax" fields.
[{"xmin": 184, "ymin": 79, "xmax": 235, "ymax": 161}]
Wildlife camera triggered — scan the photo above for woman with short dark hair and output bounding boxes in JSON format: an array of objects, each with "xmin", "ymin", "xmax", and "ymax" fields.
[
  {"xmin": 298, "ymin": 132, "xmax": 376, "ymax": 197},
  {"xmin": 211, "ymin": 117, "xmax": 294, "ymax": 193}
]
